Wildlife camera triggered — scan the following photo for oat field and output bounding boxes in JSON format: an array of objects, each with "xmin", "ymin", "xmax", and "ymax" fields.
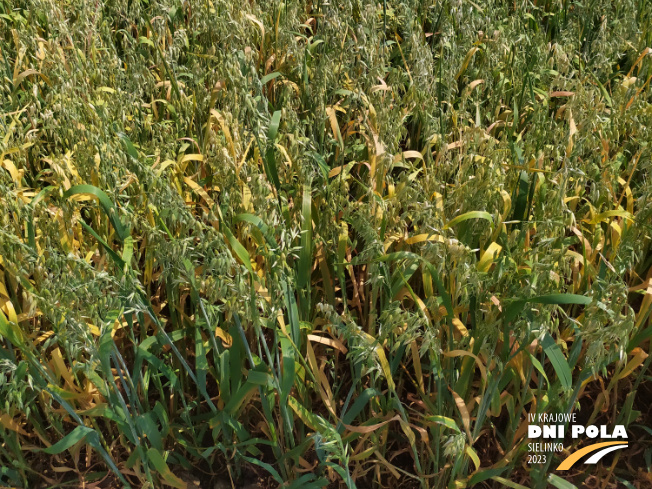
[{"xmin": 1, "ymin": 0, "xmax": 652, "ymax": 488}]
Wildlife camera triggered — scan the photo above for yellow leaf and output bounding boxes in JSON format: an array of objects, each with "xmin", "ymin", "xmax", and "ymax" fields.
[
  {"xmin": 361, "ymin": 331, "xmax": 395, "ymax": 390},
  {"xmin": 452, "ymin": 318, "xmax": 470, "ymax": 337},
  {"xmin": 468, "ymin": 79, "xmax": 484, "ymax": 91},
  {"xmin": 184, "ymin": 177, "xmax": 215, "ymax": 209},
  {"xmin": 51, "ymin": 348, "xmax": 78, "ymax": 391},
  {"xmin": 342, "ymin": 415, "xmax": 401, "ymax": 434},
  {"xmin": 215, "ymin": 327, "xmax": 232, "ymax": 348},
  {"xmin": 500, "ymin": 190, "xmax": 512, "ymax": 220},
  {"xmin": 0, "ymin": 414, "xmax": 30, "ymax": 436},
  {"xmin": 209, "ymin": 109, "xmax": 235, "ymax": 157},
  {"xmin": 0, "ymin": 297, "xmax": 18, "ymax": 325},
  {"xmin": 373, "ymin": 450, "xmax": 401, "ymax": 480},
  {"xmin": 618, "ymin": 177, "xmax": 634, "ymax": 214},
  {"xmin": 614, "ymin": 347, "xmax": 648, "ymax": 382},
  {"xmin": 2, "ymin": 159, "xmax": 24, "ymax": 185},
  {"xmin": 242, "ymin": 184, "xmax": 254, "ymax": 212},
  {"xmin": 456, "ymin": 47, "xmax": 479, "ymax": 80},
  {"xmin": 306, "ymin": 340, "xmax": 336, "ymax": 417},
  {"xmin": 444, "ymin": 350, "xmax": 487, "ymax": 383},
  {"xmin": 635, "ymin": 282, "xmax": 652, "ymax": 329},
  {"xmin": 398, "ymin": 418, "xmax": 417, "ymax": 448},
  {"xmin": 610, "ymin": 221, "xmax": 622, "ymax": 251},
  {"xmin": 410, "ymin": 342, "xmax": 424, "ymax": 392},
  {"xmin": 447, "ymin": 140, "xmax": 463, "ymax": 150},
  {"xmin": 477, "ymin": 242, "xmax": 502, "ymax": 273},
  {"xmin": 431, "ymin": 191, "xmax": 444, "ymax": 213},
  {"xmin": 392, "ymin": 150, "xmax": 423, "ymax": 163},
  {"xmin": 565, "ymin": 250, "xmax": 584, "ymax": 265},
  {"xmin": 376, "ymin": 345, "xmax": 395, "ymax": 391},
  {"xmin": 288, "ymin": 396, "xmax": 320, "ymax": 431},
  {"xmin": 177, "ymin": 153, "xmax": 204, "ymax": 171},
  {"xmin": 326, "ymin": 106, "xmax": 343, "ymax": 149},
  {"xmin": 586, "ymin": 209, "xmax": 633, "ymax": 225},
  {"xmin": 450, "ymin": 388, "xmax": 473, "ymax": 442},
  {"xmin": 406, "ymin": 233, "xmax": 446, "ymax": 245},
  {"xmin": 465, "ymin": 445, "xmax": 481, "ymax": 471},
  {"xmin": 306, "ymin": 333, "xmax": 348, "ymax": 354},
  {"xmin": 87, "ymin": 323, "xmax": 101, "ymax": 336},
  {"xmin": 274, "ymin": 143, "xmax": 293, "ymax": 167},
  {"xmin": 154, "ymin": 159, "xmax": 177, "ymax": 177}
]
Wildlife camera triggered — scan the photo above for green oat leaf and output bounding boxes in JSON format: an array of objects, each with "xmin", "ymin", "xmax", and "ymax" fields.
[
  {"xmin": 541, "ymin": 333, "xmax": 572, "ymax": 390},
  {"xmin": 548, "ymin": 474, "xmax": 578, "ymax": 489},
  {"xmin": 64, "ymin": 184, "xmax": 128, "ymax": 241},
  {"xmin": 43, "ymin": 426, "xmax": 96, "ymax": 454},
  {"xmin": 264, "ymin": 110, "xmax": 282, "ymax": 191},
  {"xmin": 444, "ymin": 211, "xmax": 493, "ymax": 229}
]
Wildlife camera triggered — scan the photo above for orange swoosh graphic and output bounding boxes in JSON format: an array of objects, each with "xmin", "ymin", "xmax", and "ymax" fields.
[{"xmin": 556, "ymin": 441, "xmax": 628, "ymax": 470}]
